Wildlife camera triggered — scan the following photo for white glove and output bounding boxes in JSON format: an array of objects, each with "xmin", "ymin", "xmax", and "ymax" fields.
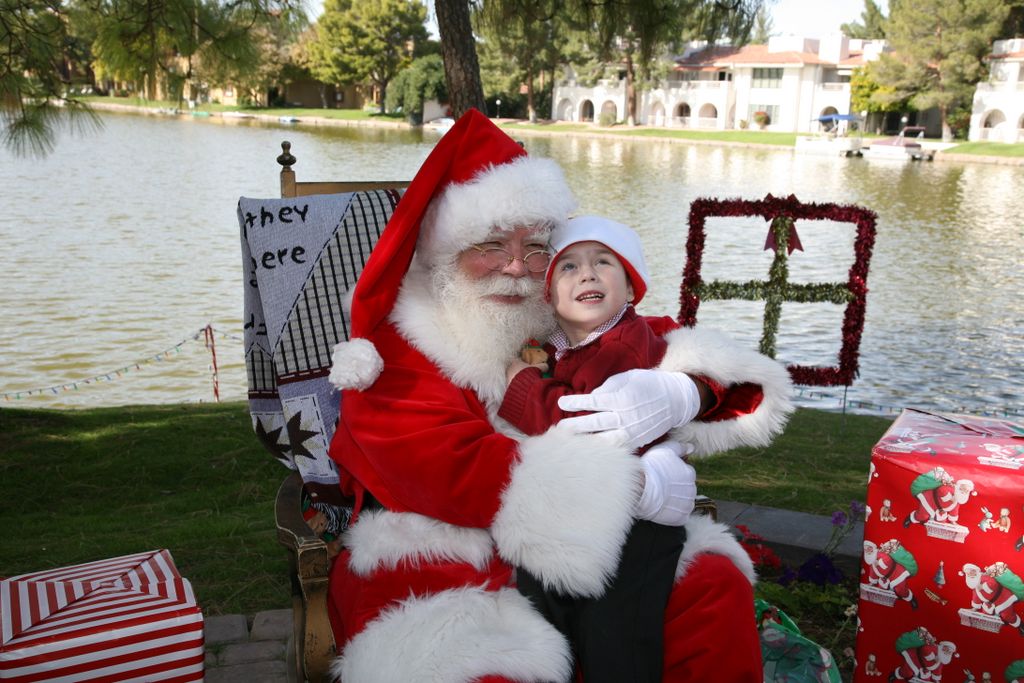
[
  {"xmin": 557, "ymin": 369, "xmax": 702, "ymax": 450},
  {"xmin": 635, "ymin": 441, "xmax": 697, "ymax": 526}
]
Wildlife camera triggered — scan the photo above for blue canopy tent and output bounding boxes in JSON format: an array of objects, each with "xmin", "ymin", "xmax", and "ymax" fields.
[
  {"xmin": 815, "ymin": 113, "xmax": 863, "ymax": 135},
  {"xmin": 817, "ymin": 114, "xmax": 861, "ymax": 123}
]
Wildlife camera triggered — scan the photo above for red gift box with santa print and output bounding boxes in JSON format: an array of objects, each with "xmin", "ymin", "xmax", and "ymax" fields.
[
  {"xmin": 854, "ymin": 409, "xmax": 1024, "ymax": 683},
  {"xmin": 0, "ymin": 549, "xmax": 204, "ymax": 682}
]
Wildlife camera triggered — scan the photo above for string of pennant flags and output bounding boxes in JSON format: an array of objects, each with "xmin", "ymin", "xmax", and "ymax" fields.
[
  {"xmin": 3, "ymin": 327, "xmax": 1021, "ymax": 420},
  {"xmin": 1, "ymin": 325, "xmax": 240, "ymax": 402}
]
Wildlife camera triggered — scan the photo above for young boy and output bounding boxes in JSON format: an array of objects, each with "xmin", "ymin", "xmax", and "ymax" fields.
[{"xmin": 498, "ymin": 214, "xmax": 700, "ymax": 682}]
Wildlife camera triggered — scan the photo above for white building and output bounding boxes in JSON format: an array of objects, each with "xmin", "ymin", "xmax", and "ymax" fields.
[
  {"xmin": 969, "ymin": 38, "xmax": 1024, "ymax": 143},
  {"xmin": 552, "ymin": 35, "xmax": 890, "ymax": 133}
]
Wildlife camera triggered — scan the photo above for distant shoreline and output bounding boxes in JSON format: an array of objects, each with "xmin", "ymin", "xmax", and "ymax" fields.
[{"xmin": 86, "ymin": 101, "xmax": 1024, "ymax": 166}]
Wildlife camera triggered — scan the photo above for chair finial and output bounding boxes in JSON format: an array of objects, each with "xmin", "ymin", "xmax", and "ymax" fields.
[{"xmin": 278, "ymin": 141, "xmax": 296, "ymax": 169}]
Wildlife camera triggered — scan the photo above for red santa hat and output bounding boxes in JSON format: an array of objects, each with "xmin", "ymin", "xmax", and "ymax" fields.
[
  {"xmin": 544, "ymin": 215, "xmax": 651, "ymax": 305},
  {"xmin": 330, "ymin": 109, "xmax": 577, "ymax": 390}
]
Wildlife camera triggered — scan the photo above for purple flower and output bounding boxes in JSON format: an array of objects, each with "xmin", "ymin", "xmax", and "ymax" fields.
[
  {"xmin": 850, "ymin": 500, "xmax": 866, "ymax": 517},
  {"xmin": 777, "ymin": 566, "xmax": 797, "ymax": 587},
  {"xmin": 797, "ymin": 552, "xmax": 844, "ymax": 585},
  {"xmin": 831, "ymin": 511, "xmax": 848, "ymax": 527}
]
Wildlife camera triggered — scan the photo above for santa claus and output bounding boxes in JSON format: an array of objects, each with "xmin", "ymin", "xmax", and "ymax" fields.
[
  {"xmin": 962, "ymin": 561, "xmax": 1024, "ymax": 635},
  {"xmin": 325, "ymin": 110, "xmax": 793, "ymax": 681},
  {"xmin": 865, "ymin": 539, "xmax": 919, "ymax": 609},
  {"xmin": 904, "ymin": 467, "xmax": 974, "ymax": 527},
  {"xmin": 890, "ymin": 628, "xmax": 956, "ymax": 682}
]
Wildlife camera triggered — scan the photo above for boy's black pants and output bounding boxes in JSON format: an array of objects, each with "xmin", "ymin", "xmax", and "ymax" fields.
[{"xmin": 516, "ymin": 520, "xmax": 687, "ymax": 683}]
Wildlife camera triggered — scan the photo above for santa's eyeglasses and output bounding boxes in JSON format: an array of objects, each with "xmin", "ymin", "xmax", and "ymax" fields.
[{"xmin": 469, "ymin": 245, "xmax": 551, "ymax": 273}]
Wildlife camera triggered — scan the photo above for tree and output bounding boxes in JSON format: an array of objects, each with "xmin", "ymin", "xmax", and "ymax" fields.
[
  {"xmin": 201, "ymin": 11, "xmax": 310, "ymax": 106},
  {"xmin": 83, "ymin": 0, "xmax": 292, "ymax": 103},
  {"xmin": 475, "ymin": 0, "xmax": 566, "ymax": 122},
  {"xmin": 386, "ymin": 53, "xmax": 448, "ymax": 121},
  {"xmin": 751, "ymin": 4, "xmax": 773, "ymax": 44},
  {"xmin": 850, "ymin": 62, "xmax": 907, "ymax": 114},
  {"xmin": 2, "ymin": 0, "xmax": 296, "ymax": 155},
  {"xmin": 841, "ymin": 0, "xmax": 888, "ymax": 39},
  {"xmin": 1000, "ymin": 0, "xmax": 1024, "ymax": 37},
  {"xmin": 434, "ymin": 0, "xmax": 485, "ymax": 117},
  {"xmin": 875, "ymin": 0, "xmax": 1009, "ymax": 140},
  {"xmin": 1, "ymin": 0, "xmax": 101, "ymax": 156},
  {"xmin": 309, "ymin": 0, "xmax": 427, "ymax": 113}
]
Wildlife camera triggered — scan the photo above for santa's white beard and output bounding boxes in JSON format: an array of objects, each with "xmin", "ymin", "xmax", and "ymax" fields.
[{"xmin": 430, "ymin": 262, "xmax": 555, "ymax": 405}]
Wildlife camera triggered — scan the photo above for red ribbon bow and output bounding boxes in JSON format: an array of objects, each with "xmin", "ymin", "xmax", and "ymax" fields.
[{"xmin": 764, "ymin": 221, "xmax": 804, "ymax": 255}]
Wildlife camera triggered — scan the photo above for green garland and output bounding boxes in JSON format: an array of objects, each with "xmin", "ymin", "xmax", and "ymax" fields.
[{"xmin": 680, "ymin": 195, "xmax": 877, "ymax": 386}]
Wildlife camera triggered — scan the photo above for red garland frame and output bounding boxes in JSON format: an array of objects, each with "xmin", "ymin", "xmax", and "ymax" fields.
[{"xmin": 679, "ymin": 194, "xmax": 878, "ymax": 387}]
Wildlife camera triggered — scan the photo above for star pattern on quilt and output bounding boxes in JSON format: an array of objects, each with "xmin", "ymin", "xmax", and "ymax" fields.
[
  {"xmin": 254, "ymin": 417, "xmax": 290, "ymax": 463},
  {"xmin": 286, "ymin": 411, "xmax": 321, "ymax": 460}
]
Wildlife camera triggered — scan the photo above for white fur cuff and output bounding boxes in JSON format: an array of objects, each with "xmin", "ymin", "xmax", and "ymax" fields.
[
  {"xmin": 659, "ymin": 326, "xmax": 794, "ymax": 456},
  {"xmin": 333, "ymin": 587, "xmax": 572, "ymax": 683},
  {"xmin": 343, "ymin": 509, "xmax": 495, "ymax": 576},
  {"xmin": 491, "ymin": 426, "xmax": 642, "ymax": 598},
  {"xmin": 328, "ymin": 338, "xmax": 383, "ymax": 391},
  {"xmin": 676, "ymin": 514, "xmax": 756, "ymax": 585}
]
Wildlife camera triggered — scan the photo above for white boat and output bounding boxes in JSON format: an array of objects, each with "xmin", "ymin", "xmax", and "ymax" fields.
[
  {"xmin": 795, "ymin": 114, "xmax": 864, "ymax": 157},
  {"xmin": 862, "ymin": 126, "xmax": 935, "ymax": 161},
  {"xmin": 424, "ymin": 117, "xmax": 454, "ymax": 133},
  {"xmin": 795, "ymin": 135, "xmax": 863, "ymax": 156},
  {"xmin": 278, "ymin": 116, "xmax": 300, "ymax": 124}
]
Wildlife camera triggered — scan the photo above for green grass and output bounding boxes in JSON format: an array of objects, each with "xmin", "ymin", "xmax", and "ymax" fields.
[
  {"xmin": 695, "ymin": 408, "xmax": 892, "ymax": 513},
  {"xmin": 0, "ymin": 402, "xmax": 290, "ymax": 616},
  {"xmin": 503, "ymin": 121, "xmax": 798, "ymax": 146},
  {"xmin": 0, "ymin": 402, "xmax": 889, "ymax": 619},
  {"xmin": 942, "ymin": 140, "xmax": 1024, "ymax": 156},
  {"xmin": 80, "ymin": 95, "xmax": 405, "ymax": 122}
]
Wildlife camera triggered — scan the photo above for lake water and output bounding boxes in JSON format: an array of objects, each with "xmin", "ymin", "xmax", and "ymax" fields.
[{"xmin": 2, "ymin": 111, "xmax": 1021, "ymax": 418}]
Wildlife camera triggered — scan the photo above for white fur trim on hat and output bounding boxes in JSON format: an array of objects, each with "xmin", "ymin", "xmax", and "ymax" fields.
[
  {"xmin": 332, "ymin": 586, "xmax": 572, "ymax": 683},
  {"xmin": 676, "ymin": 514, "xmax": 756, "ymax": 585},
  {"xmin": 659, "ymin": 326, "xmax": 794, "ymax": 456},
  {"xmin": 491, "ymin": 424, "xmax": 642, "ymax": 598},
  {"xmin": 343, "ymin": 509, "xmax": 495, "ymax": 576},
  {"xmin": 328, "ymin": 338, "xmax": 383, "ymax": 391},
  {"xmin": 419, "ymin": 155, "xmax": 577, "ymax": 265}
]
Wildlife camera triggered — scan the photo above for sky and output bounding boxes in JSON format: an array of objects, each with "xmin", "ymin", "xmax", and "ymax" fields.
[
  {"xmin": 768, "ymin": 0, "xmax": 887, "ymax": 39},
  {"xmin": 307, "ymin": 0, "xmax": 887, "ymax": 40}
]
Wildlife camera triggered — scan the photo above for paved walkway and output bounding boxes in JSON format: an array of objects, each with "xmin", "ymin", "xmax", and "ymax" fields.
[
  {"xmin": 204, "ymin": 610, "xmax": 292, "ymax": 683},
  {"xmin": 201, "ymin": 499, "xmax": 864, "ymax": 682}
]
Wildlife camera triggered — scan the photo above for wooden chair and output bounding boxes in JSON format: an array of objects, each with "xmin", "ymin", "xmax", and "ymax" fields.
[
  {"xmin": 265, "ymin": 141, "xmax": 715, "ymax": 682},
  {"xmin": 251, "ymin": 141, "xmax": 408, "ymax": 683}
]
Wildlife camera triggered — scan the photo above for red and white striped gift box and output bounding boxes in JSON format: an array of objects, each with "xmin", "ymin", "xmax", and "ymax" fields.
[{"xmin": 0, "ymin": 549, "xmax": 204, "ymax": 682}]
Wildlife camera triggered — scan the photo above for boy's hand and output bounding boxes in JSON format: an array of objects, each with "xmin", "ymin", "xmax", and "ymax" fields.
[{"xmin": 506, "ymin": 359, "xmax": 545, "ymax": 385}]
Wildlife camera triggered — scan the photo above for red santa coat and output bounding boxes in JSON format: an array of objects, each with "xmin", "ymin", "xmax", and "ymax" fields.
[
  {"xmin": 326, "ymin": 276, "xmax": 794, "ymax": 682},
  {"xmin": 895, "ymin": 643, "xmax": 943, "ymax": 681},
  {"xmin": 867, "ymin": 551, "xmax": 913, "ymax": 601},
  {"xmin": 910, "ymin": 483, "xmax": 959, "ymax": 524},
  {"xmin": 973, "ymin": 574, "xmax": 1022, "ymax": 627}
]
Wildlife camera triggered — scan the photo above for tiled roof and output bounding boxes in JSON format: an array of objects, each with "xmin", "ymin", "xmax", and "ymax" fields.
[
  {"xmin": 989, "ymin": 50, "xmax": 1024, "ymax": 60},
  {"xmin": 675, "ymin": 43, "xmax": 869, "ymax": 70}
]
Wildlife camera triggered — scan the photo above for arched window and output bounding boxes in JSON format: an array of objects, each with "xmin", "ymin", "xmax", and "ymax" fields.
[{"xmin": 580, "ymin": 100, "xmax": 595, "ymax": 122}]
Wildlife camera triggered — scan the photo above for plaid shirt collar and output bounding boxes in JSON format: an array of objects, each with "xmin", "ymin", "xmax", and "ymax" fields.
[{"xmin": 550, "ymin": 303, "xmax": 631, "ymax": 361}]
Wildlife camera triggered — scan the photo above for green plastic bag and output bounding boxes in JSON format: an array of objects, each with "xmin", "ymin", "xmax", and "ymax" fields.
[{"xmin": 755, "ymin": 599, "xmax": 842, "ymax": 683}]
